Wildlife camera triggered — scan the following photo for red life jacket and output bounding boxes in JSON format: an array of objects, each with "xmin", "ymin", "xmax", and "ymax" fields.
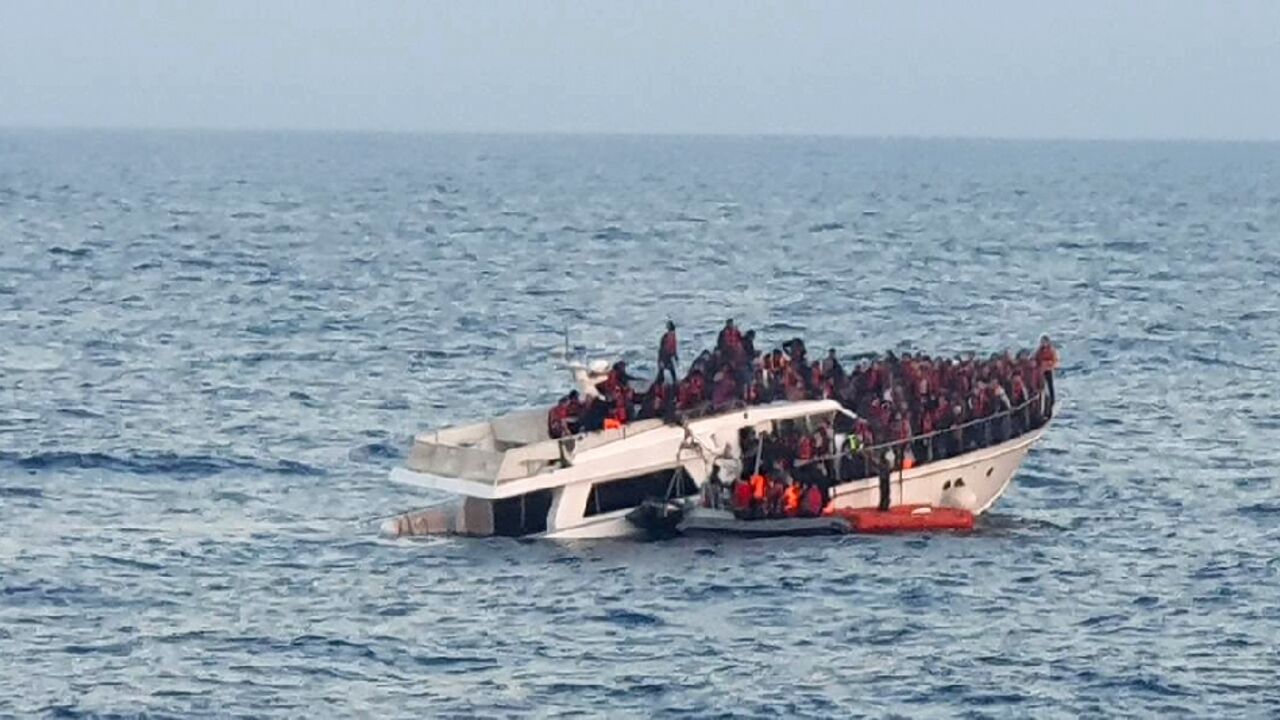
[
  {"xmin": 547, "ymin": 404, "xmax": 566, "ymax": 437},
  {"xmin": 676, "ymin": 382, "xmax": 693, "ymax": 408},
  {"xmin": 1036, "ymin": 344, "xmax": 1058, "ymax": 371},
  {"xmin": 973, "ymin": 391, "xmax": 990, "ymax": 417},
  {"xmin": 857, "ymin": 423, "xmax": 874, "ymax": 448},
  {"xmin": 732, "ymin": 480, "xmax": 753, "ymax": 511},
  {"xmin": 650, "ymin": 382, "xmax": 667, "ymax": 404},
  {"xmin": 801, "ymin": 485, "xmax": 824, "ymax": 516},
  {"xmin": 895, "ymin": 418, "xmax": 912, "ymax": 442},
  {"xmin": 660, "ymin": 331, "xmax": 677, "ymax": 359},
  {"xmin": 725, "ymin": 327, "xmax": 743, "ymax": 350},
  {"xmin": 1011, "ymin": 377, "xmax": 1027, "ymax": 404},
  {"xmin": 797, "ymin": 435, "xmax": 814, "ymax": 461}
]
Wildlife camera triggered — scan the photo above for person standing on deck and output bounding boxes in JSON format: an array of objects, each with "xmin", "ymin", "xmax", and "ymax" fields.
[
  {"xmin": 658, "ymin": 321, "xmax": 679, "ymax": 386},
  {"xmin": 822, "ymin": 348, "xmax": 845, "ymax": 387},
  {"xmin": 1035, "ymin": 335, "xmax": 1060, "ymax": 413},
  {"xmin": 717, "ymin": 319, "xmax": 744, "ymax": 367},
  {"xmin": 877, "ymin": 449, "xmax": 894, "ymax": 511}
]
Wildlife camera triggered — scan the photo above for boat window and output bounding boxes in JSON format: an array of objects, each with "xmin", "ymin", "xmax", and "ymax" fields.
[
  {"xmin": 492, "ymin": 489, "xmax": 554, "ymax": 536},
  {"xmin": 584, "ymin": 469, "xmax": 697, "ymax": 517}
]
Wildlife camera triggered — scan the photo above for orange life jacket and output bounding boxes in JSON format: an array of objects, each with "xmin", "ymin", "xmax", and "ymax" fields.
[
  {"xmin": 782, "ymin": 485, "xmax": 801, "ymax": 517},
  {"xmin": 750, "ymin": 473, "xmax": 768, "ymax": 501},
  {"xmin": 603, "ymin": 418, "xmax": 622, "ymax": 430}
]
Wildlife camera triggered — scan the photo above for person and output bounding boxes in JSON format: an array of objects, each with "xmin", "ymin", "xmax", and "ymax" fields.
[
  {"xmin": 782, "ymin": 480, "xmax": 802, "ymax": 518},
  {"xmin": 658, "ymin": 321, "xmax": 679, "ymax": 386},
  {"xmin": 822, "ymin": 348, "xmax": 845, "ymax": 387},
  {"xmin": 717, "ymin": 319, "xmax": 743, "ymax": 358},
  {"xmin": 731, "ymin": 476, "xmax": 755, "ymax": 519},
  {"xmin": 563, "ymin": 390, "xmax": 583, "ymax": 434},
  {"xmin": 749, "ymin": 470, "xmax": 770, "ymax": 519},
  {"xmin": 782, "ymin": 363, "xmax": 808, "ymax": 402},
  {"xmin": 1009, "ymin": 373, "xmax": 1028, "ymax": 435},
  {"xmin": 989, "ymin": 381, "xmax": 1012, "ymax": 443},
  {"xmin": 610, "ymin": 360, "xmax": 638, "ymax": 388},
  {"xmin": 877, "ymin": 449, "xmax": 894, "ymax": 511},
  {"xmin": 1035, "ymin": 335, "xmax": 1059, "ymax": 413},
  {"xmin": 890, "ymin": 410, "xmax": 915, "ymax": 468},
  {"xmin": 710, "ymin": 367, "xmax": 738, "ymax": 411},
  {"xmin": 713, "ymin": 439, "xmax": 742, "ymax": 501},
  {"xmin": 580, "ymin": 395, "xmax": 610, "ymax": 433},
  {"xmin": 547, "ymin": 397, "xmax": 569, "ymax": 439},
  {"xmin": 767, "ymin": 464, "xmax": 789, "ymax": 517},
  {"xmin": 800, "ymin": 482, "xmax": 825, "ymax": 517},
  {"xmin": 838, "ymin": 422, "xmax": 865, "ymax": 481},
  {"xmin": 636, "ymin": 381, "xmax": 665, "ymax": 420}
]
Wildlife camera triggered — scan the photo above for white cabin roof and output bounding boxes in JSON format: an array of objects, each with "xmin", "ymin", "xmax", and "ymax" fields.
[{"xmin": 395, "ymin": 399, "xmax": 844, "ymax": 499}]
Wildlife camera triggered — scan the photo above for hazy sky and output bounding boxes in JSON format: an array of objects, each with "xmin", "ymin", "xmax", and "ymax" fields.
[{"xmin": 3, "ymin": 1, "xmax": 1279, "ymax": 139}]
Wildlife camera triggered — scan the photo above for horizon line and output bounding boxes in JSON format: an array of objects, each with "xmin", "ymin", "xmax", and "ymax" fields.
[{"xmin": 3, "ymin": 123, "xmax": 1279, "ymax": 145}]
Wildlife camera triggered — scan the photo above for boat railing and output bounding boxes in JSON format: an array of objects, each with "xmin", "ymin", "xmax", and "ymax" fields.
[{"xmin": 805, "ymin": 389, "xmax": 1052, "ymax": 468}]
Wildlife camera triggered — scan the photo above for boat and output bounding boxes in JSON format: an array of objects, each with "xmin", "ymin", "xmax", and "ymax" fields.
[{"xmin": 384, "ymin": 358, "xmax": 1052, "ymax": 540}]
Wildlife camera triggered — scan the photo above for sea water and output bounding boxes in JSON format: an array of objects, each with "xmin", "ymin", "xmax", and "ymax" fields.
[{"xmin": 2, "ymin": 130, "xmax": 1279, "ymax": 717}]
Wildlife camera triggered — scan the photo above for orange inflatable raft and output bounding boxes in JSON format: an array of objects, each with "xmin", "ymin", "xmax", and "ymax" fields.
[{"xmin": 826, "ymin": 504, "xmax": 975, "ymax": 533}]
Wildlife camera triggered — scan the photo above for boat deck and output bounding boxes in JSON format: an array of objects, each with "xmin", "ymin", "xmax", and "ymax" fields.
[{"xmin": 406, "ymin": 408, "xmax": 666, "ymax": 483}]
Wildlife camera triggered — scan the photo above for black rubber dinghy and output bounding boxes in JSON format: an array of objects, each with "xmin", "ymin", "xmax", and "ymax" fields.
[{"xmin": 676, "ymin": 515, "xmax": 849, "ymax": 537}]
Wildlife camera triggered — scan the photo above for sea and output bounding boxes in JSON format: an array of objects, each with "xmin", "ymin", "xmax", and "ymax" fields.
[{"xmin": 1, "ymin": 130, "xmax": 1278, "ymax": 718}]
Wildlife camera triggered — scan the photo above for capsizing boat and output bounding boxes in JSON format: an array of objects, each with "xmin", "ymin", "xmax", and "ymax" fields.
[{"xmin": 383, "ymin": 356, "xmax": 1052, "ymax": 540}]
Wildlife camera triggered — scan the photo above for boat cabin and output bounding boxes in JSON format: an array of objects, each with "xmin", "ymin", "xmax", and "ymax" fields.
[{"xmin": 389, "ymin": 399, "xmax": 847, "ymax": 538}]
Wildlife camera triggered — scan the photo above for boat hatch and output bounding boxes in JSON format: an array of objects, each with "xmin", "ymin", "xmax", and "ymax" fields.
[{"xmin": 407, "ymin": 408, "xmax": 665, "ymax": 483}]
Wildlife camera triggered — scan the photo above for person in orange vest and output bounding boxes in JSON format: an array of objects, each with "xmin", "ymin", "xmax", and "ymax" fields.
[
  {"xmin": 658, "ymin": 321, "xmax": 679, "ymax": 386},
  {"xmin": 1035, "ymin": 335, "xmax": 1059, "ymax": 413},
  {"xmin": 782, "ymin": 480, "xmax": 802, "ymax": 518},
  {"xmin": 749, "ymin": 470, "xmax": 770, "ymax": 519}
]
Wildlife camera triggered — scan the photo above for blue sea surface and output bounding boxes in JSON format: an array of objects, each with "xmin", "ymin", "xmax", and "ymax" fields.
[{"xmin": 2, "ymin": 130, "xmax": 1279, "ymax": 718}]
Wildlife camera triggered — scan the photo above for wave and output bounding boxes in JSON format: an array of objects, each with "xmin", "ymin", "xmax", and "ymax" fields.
[
  {"xmin": 808, "ymin": 221, "xmax": 845, "ymax": 233},
  {"xmin": 592, "ymin": 225, "xmax": 633, "ymax": 241},
  {"xmin": 348, "ymin": 442, "xmax": 403, "ymax": 464},
  {"xmin": 0, "ymin": 450, "xmax": 326, "ymax": 478},
  {"xmin": 48, "ymin": 246, "xmax": 91, "ymax": 257}
]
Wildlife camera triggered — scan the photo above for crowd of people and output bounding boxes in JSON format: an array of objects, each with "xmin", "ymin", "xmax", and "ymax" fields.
[{"xmin": 547, "ymin": 319, "xmax": 1059, "ymax": 517}]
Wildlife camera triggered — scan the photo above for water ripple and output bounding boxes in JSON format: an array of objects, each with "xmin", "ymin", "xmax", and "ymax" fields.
[{"xmin": 2, "ymin": 131, "xmax": 1279, "ymax": 717}]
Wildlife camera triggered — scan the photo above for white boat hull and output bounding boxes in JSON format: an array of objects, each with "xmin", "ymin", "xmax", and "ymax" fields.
[
  {"xmin": 827, "ymin": 426, "xmax": 1045, "ymax": 516},
  {"xmin": 388, "ymin": 425, "xmax": 1047, "ymax": 540}
]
